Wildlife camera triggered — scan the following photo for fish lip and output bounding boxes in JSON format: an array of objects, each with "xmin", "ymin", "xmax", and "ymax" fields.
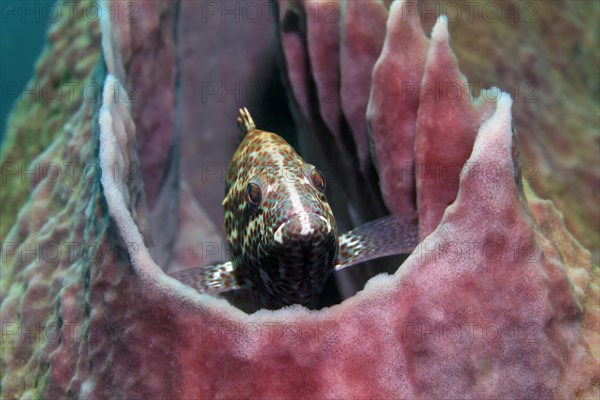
[{"xmin": 273, "ymin": 213, "xmax": 332, "ymax": 245}]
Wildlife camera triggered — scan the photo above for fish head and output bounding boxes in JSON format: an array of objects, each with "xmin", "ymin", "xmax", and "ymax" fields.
[
  {"xmin": 224, "ymin": 131, "xmax": 339, "ymax": 309},
  {"xmin": 245, "ymin": 161, "xmax": 338, "ymax": 309}
]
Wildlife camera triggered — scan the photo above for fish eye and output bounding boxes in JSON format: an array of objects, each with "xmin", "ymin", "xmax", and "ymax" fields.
[
  {"xmin": 246, "ymin": 182, "xmax": 262, "ymax": 209},
  {"xmin": 310, "ymin": 168, "xmax": 326, "ymax": 191}
]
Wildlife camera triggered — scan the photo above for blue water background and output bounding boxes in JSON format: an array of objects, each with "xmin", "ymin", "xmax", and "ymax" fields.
[{"xmin": 0, "ymin": 0, "xmax": 53, "ymax": 144}]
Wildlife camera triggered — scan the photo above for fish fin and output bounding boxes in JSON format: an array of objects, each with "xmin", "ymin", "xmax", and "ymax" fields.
[
  {"xmin": 169, "ymin": 261, "xmax": 244, "ymax": 294},
  {"xmin": 335, "ymin": 215, "xmax": 418, "ymax": 271},
  {"xmin": 237, "ymin": 107, "xmax": 256, "ymax": 137}
]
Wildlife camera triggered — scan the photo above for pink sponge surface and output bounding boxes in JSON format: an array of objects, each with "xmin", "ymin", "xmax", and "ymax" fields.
[
  {"xmin": 93, "ymin": 75, "xmax": 597, "ymax": 398},
  {"xmin": 1, "ymin": 1, "xmax": 598, "ymax": 399}
]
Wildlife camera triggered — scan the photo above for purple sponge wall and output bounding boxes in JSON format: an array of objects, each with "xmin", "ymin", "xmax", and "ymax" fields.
[{"xmin": 1, "ymin": 1, "xmax": 598, "ymax": 398}]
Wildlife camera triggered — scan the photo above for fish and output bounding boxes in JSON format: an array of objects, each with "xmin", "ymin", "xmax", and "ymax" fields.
[{"xmin": 170, "ymin": 108, "xmax": 418, "ymax": 309}]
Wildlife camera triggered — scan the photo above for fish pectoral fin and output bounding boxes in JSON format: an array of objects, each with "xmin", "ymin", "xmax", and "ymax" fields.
[
  {"xmin": 334, "ymin": 215, "xmax": 419, "ymax": 271},
  {"xmin": 169, "ymin": 261, "xmax": 244, "ymax": 294}
]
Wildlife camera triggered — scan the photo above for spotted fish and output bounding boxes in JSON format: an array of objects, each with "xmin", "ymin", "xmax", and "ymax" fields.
[{"xmin": 171, "ymin": 108, "xmax": 418, "ymax": 309}]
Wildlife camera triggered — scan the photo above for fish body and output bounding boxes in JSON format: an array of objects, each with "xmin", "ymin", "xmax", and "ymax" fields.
[
  {"xmin": 223, "ymin": 109, "xmax": 338, "ymax": 308},
  {"xmin": 171, "ymin": 108, "xmax": 418, "ymax": 309}
]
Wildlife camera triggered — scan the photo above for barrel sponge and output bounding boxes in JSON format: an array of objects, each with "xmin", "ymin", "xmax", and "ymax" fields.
[{"xmin": 1, "ymin": 0, "xmax": 598, "ymax": 398}]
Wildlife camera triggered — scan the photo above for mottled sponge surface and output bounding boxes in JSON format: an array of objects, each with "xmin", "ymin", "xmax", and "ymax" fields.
[
  {"xmin": 0, "ymin": 0, "xmax": 101, "ymax": 240},
  {"xmin": 99, "ymin": 77, "xmax": 600, "ymax": 398},
  {"xmin": 1, "ymin": 0, "xmax": 599, "ymax": 398},
  {"xmin": 420, "ymin": 0, "xmax": 600, "ymax": 264}
]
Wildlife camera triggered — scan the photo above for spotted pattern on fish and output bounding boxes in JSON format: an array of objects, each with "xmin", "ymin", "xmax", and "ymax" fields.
[
  {"xmin": 170, "ymin": 108, "xmax": 418, "ymax": 309},
  {"xmin": 335, "ymin": 215, "xmax": 418, "ymax": 269},
  {"xmin": 172, "ymin": 261, "xmax": 238, "ymax": 294}
]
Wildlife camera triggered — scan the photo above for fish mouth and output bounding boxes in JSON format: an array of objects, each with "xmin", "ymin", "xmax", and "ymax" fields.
[
  {"xmin": 273, "ymin": 213, "xmax": 333, "ymax": 245},
  {"xmin": 269, "ymin": 213, "xmax": 337, "ymax": 299}
]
